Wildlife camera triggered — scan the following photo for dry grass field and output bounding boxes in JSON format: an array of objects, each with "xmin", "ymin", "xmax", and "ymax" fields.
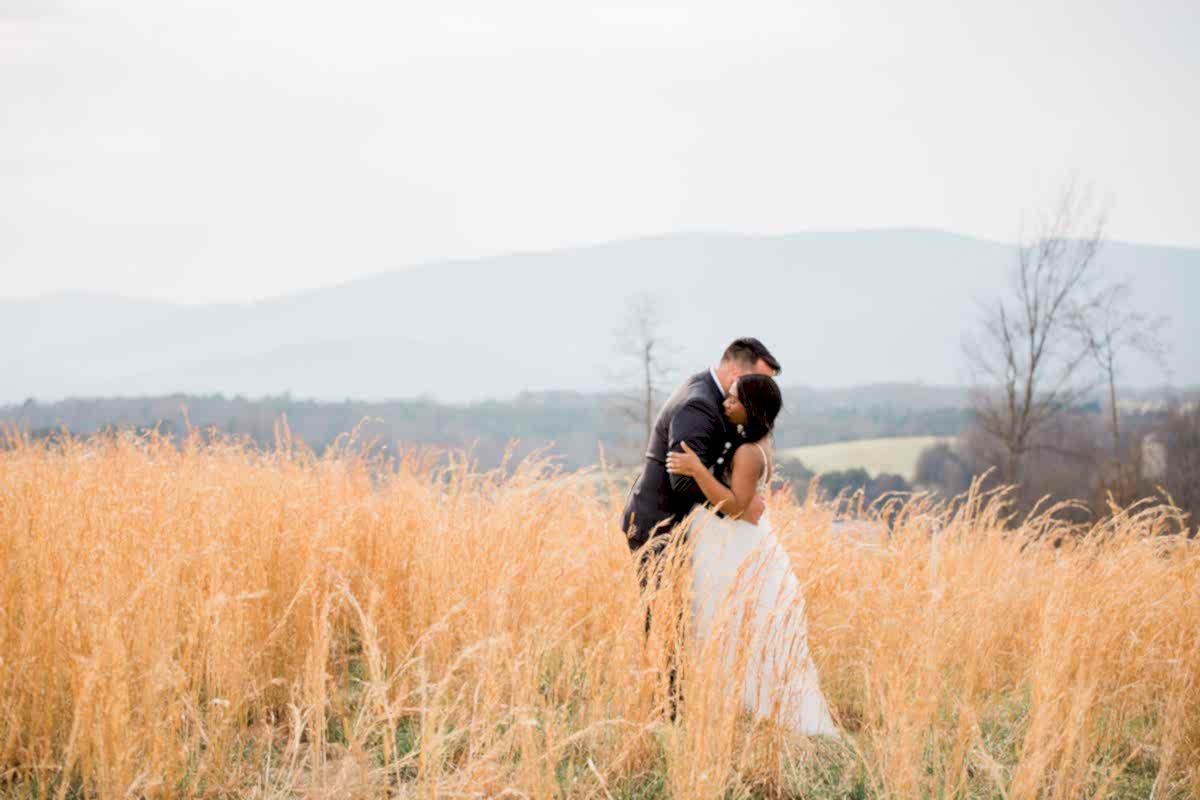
[{"xmin": 2, "ymin": 426, "xmax": 1199, "ymax": 799}]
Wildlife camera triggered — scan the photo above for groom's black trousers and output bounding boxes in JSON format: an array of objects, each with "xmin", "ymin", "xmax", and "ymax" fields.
[{"xmin": 633, "ymin": 528, "xmax": 688, "ymax": 719}]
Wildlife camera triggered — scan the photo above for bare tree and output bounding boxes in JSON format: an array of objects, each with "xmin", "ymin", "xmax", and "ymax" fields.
[
  {"xmin": 1070, "ymin": 281, "xmax": 1169, "ymax": 479},
  {"xmin": 611, "ymin": 293, "xmax": 675, "ymax": 454},
  {"xmin": 965, "ymin": 182, "xmax": 1106, "ymax": 484}
]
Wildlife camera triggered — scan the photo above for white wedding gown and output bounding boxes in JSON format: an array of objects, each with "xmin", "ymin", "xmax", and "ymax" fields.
[{"xmin": 689, "ymin": 449, "xmax": 839, "ymax": 738}]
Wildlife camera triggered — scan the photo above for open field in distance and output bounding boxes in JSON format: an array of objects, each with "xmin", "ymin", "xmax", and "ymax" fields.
[{"xmin": 778, "ymin": 435, "xmax": 952, "ymax": 480}]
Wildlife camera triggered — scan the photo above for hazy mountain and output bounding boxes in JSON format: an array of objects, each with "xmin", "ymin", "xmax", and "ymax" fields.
[{"xmin": 4, "ymin": 230, "xmax": 1196, "ymax": 404}]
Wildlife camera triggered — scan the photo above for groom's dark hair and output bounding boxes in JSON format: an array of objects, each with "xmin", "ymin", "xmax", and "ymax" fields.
[{"xmin": 722, "ymin": 338, "xmax": 781, "ymax": 375}]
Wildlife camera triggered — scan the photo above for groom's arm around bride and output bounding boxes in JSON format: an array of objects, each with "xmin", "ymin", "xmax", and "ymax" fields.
[{"xmin": 620, "ymin": 338, "xmax": 782, "ymax": 561}]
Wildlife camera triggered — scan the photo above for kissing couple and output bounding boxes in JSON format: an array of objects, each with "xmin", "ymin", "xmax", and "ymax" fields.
[{"xmin": 621, "ymin": 337, "xmax": 838, "ymax": 738}]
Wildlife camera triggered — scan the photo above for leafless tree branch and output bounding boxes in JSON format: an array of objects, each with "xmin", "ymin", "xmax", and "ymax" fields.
[
  {"xmin": 1069, "ymin": 278, "xmax": 1171, "ymax": 476},
  {"xmin": 964, "ymin": 180, "xmax": 1109, "ymax": 483},
  {"xmin": 610, "ymin": 293, "xmax": 677, "ymax": 460}
]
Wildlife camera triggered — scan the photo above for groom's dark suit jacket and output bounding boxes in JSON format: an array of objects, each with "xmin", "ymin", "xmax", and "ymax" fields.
[{"xmin": 621, "ymin": 370, "xmax": 742, "ymax": 554}]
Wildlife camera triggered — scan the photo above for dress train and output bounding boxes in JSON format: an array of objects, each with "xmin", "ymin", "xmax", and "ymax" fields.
[{"xmin": 690, "ymin": 512, "xmax": 838, "ymax": 737}]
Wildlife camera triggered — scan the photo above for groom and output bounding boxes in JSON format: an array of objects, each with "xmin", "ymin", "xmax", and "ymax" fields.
[{"xmin": 622, "ymin": 337, "xmax": 782, "ymax": 569}]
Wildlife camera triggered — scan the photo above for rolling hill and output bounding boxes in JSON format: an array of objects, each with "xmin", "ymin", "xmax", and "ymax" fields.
[{"xmin": 4, "ymin": 230, "xmax": 1196, "ymax": 404}]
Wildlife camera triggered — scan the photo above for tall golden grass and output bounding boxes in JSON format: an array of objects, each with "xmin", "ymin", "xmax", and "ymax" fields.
[{"xmin": 1, "ymin": 426, "xmax": 1198, "ymax": 799}]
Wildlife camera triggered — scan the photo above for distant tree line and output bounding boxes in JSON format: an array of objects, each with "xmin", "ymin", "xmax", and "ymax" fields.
[
  {"xmin": 913, "ymin": 403, "xmax": 1200, "ymax": 533},
  {"xmin": 774, "ymin": 458, "xmax": 913, "ymax": 510},
  {"xmin": 3, "ymin": 392, "xmax": 631, "ymax": 472},
  {"xmin": 1, "ymin": 386, "xmax": 974, "ymax": 474}
]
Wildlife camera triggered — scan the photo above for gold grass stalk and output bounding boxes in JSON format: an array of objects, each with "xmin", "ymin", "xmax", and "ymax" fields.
[{"xmin": 0, "ymin": 425, "xmax": 1198, "ymax": 798}]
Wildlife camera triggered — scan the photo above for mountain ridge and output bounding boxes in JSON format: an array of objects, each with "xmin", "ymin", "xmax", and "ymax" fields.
[
  {"xmin": 5, "ymin": 229, "xmax": 1196, "ymax": 404},
  {"xmin": 8, "ymin": 227, "xmax": 1198, "ymax": 309}
]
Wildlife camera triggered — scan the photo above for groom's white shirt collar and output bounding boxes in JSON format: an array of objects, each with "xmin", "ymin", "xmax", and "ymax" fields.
[{"xmin": 710, "ymin": 367, "xmax": 727, "ymax": 398}]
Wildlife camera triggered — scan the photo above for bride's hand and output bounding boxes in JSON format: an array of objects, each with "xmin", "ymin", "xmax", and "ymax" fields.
[{"xmin": 665, "ymin": 441, "xmax": 704, "ymax": 478}]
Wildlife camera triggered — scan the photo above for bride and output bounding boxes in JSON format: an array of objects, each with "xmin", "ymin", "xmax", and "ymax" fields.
[{"xmin": 666, "ymin": 374, "xmax": 839, "ymax": 738}]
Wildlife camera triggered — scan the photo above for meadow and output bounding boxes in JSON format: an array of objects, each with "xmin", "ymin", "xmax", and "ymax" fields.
[
  {"xmin": 1, "ymin": 426, "xmax": 1198, "ymax": 799},
  {"xmin": 777, "ymin": 436, "xmax": 952, "ymax": 481}
]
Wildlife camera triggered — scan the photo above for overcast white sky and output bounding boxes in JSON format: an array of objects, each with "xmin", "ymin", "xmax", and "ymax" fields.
[{"xmin": 4, "ymin": 0, "xmax": 1198, "ymax": 303}]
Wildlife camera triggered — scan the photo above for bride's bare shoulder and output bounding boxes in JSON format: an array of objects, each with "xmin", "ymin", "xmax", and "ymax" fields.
[{"xmin": 731, "ymin": 441, "xmax": 767, "ymax": 472}]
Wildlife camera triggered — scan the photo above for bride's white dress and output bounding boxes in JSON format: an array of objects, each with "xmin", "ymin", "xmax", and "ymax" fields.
[{"xmin": 689, "ymin": 447, "xmax": 839, "ymax": 738}]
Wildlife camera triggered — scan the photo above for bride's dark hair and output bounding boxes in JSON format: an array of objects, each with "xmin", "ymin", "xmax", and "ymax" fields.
[{"xmin": 737, "ymin": 374, "xmax": 783, "ymax": 442}]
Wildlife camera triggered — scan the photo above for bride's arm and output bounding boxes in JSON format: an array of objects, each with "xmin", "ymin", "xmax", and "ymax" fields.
[{"xmin": 666, "ymin": 442, "xmax": 764, "ymax": 519}]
